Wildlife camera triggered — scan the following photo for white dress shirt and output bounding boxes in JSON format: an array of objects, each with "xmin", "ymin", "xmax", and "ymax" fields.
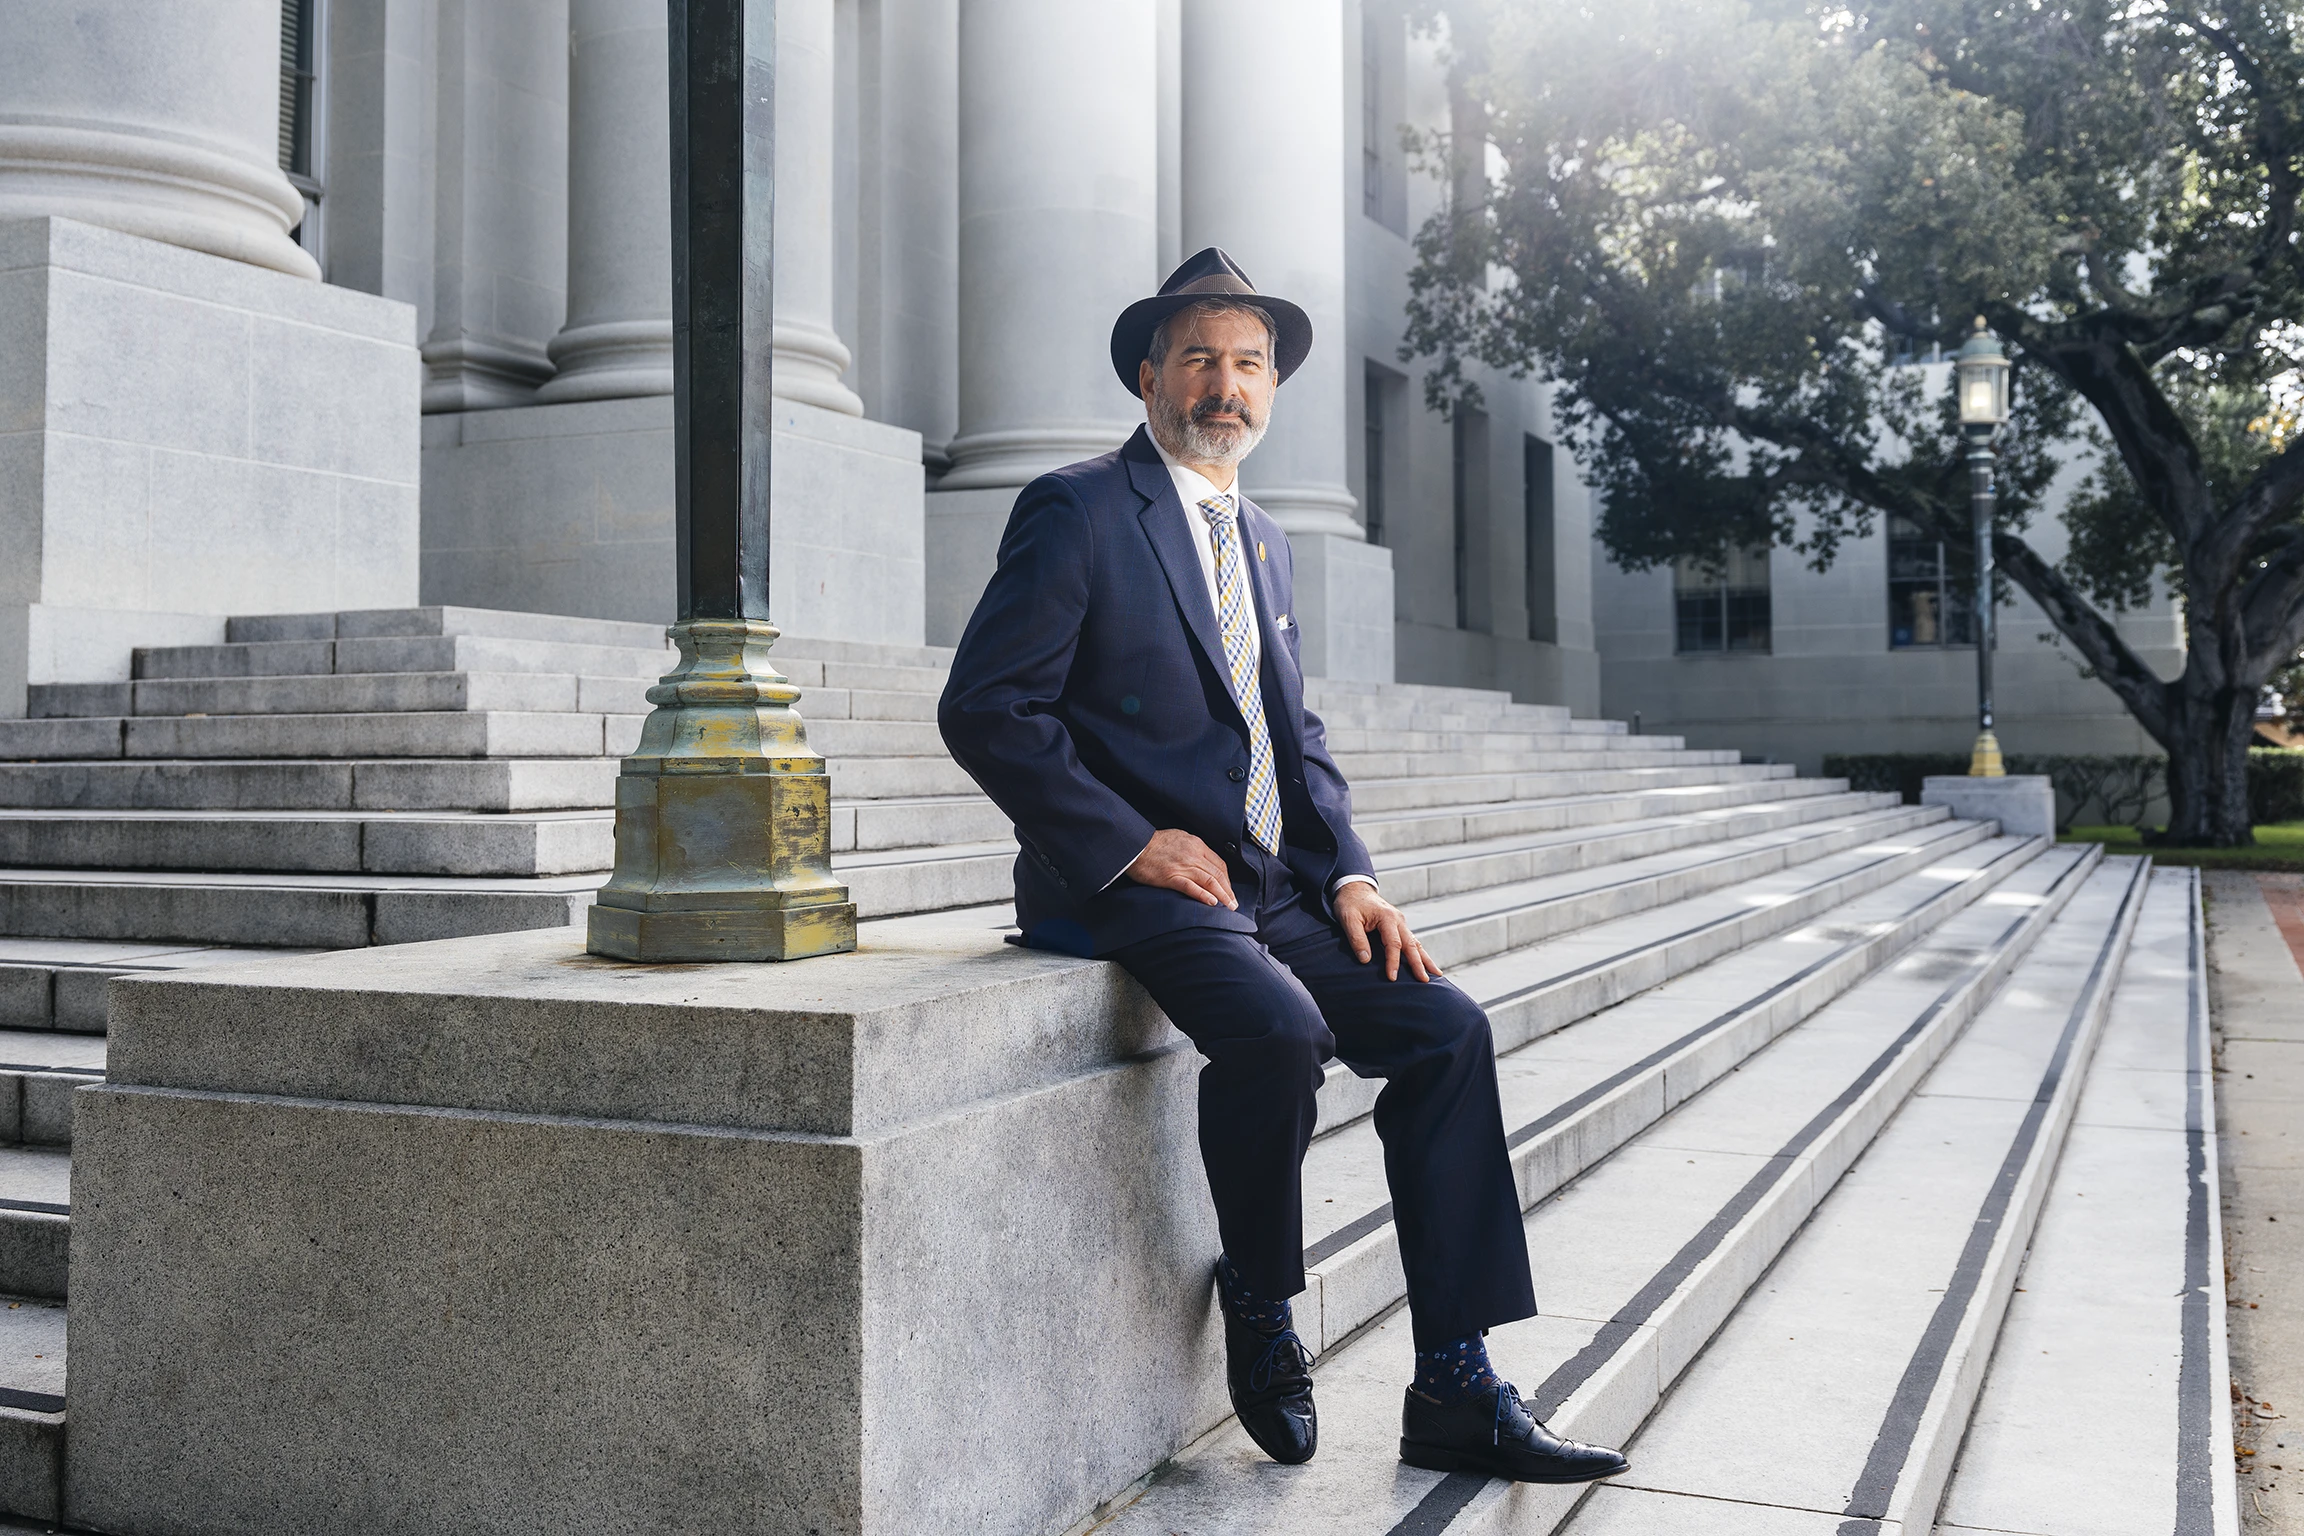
[{"xmin": 1147, "ymin": 435, "xmax": 1376, "ymax": 900}]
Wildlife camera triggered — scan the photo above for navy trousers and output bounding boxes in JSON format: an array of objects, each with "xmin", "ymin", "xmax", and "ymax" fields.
[{"xmin": 1106, "ymin": 845, "xmax": 1536, "ymax": 1348}]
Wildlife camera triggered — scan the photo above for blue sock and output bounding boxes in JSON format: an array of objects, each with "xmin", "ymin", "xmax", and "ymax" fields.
[
  {"xmin": 1216, "ymin": 1253, "xmax": 1293, "ymax": 1335},
  {"xmin": 1412, "ymin": 1332, "xmax": 1503, "ymax": 1404}
]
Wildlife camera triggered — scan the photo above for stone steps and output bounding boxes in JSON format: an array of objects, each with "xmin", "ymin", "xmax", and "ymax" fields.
[
  {"xmin": 1088, "ymin": 852, "xmax": 2157, "ymax": 1536},
  {"xmin": 1927, "ymin": 869, "xmax": 2237, "ymax": 1536}
]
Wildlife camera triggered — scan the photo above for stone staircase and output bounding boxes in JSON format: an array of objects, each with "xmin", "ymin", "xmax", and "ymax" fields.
[{"xmin": 0, "ymin": 605, "xmax": 2235, "ymax": 1532}]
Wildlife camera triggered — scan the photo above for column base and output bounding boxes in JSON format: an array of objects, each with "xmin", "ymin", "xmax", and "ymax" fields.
[{"xmin": 1286, "ymin": 532, "xmax": 1394, "ymax": 681}]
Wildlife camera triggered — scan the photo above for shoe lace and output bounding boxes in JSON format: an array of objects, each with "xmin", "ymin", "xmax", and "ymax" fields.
[
  {"xmin": 1249, "ymin": 1328, "xmax": 1311, "ymax": 1394},
  {"xmin": 1493, "ymin": 1380, "xmax": 1524, "ymax": 1447}
]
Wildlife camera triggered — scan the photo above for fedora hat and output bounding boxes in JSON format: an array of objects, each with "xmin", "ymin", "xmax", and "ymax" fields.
[{"xmin": 1109, "ymin": 247, "xmax": 1313, "ymax": 398}]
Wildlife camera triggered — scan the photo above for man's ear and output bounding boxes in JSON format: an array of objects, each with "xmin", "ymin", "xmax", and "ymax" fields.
[{"xmin": 1137, "ymin": 358, "xmax": 1156, "ymax": 399}]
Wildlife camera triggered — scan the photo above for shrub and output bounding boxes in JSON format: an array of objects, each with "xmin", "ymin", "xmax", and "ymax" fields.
[{"xmin": 1824, "ymin": 749, "xmax": 2304, "ymax": 833}]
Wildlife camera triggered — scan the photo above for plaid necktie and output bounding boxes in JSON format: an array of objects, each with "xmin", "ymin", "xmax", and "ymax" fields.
[{"xmin": 1198, "ymin": 497, "xmax": 1284, "ymax": 857}]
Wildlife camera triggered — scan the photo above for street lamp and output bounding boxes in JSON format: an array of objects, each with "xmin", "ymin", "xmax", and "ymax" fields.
[
  {"xmin": 586, "ymin": 0, "xmax": 859, "ymax": 962},
  {"xmin": 1954, "ymin": 317, "xmax": 2011, "ymax": 777}
]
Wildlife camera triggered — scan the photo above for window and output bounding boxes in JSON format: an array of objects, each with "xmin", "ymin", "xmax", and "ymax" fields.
[
  {"xmin": 1359, "ymin": 6, "xmax": 1406, "ymax": 234},
  {"xmin": 1363, "ymin": 363, "xmax": 1389, "ymax": 547},
  {"xmin": 1524, "ymin": 435, "xmax": 1556, "ymax": 643},
  {"xmin": 1362, "ymin": 26, "xmax": 1383, "ymax": 218},
  {"xmin": 279, "ymin": 0, "xmax": 325, "ymax": 261},
  {"xmin": 1451, "ymin": 409, "xmax": 1489, "ymax": 631},
  {"xmin": 1888, "ymin": 516, "xmax": 1976, "ymax": 648},
  {"xmin": 1674, "ymin": 548, "xmax": 1771, "ymax": 654}
]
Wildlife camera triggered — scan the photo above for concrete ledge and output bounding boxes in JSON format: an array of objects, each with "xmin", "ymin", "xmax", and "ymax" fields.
[
  {"xmin": 70, "ymin": 918, "xmax": 1224, "ymax": 1536},
  {"xmin": 1923, "ymin": 774, "xmax": 2055, "ymax": 838}
]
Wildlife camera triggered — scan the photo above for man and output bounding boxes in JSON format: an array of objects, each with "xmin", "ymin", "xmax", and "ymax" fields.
[{"xmin": 937, "ymin": 248, "xmax": 1628, "ymax": 1484}]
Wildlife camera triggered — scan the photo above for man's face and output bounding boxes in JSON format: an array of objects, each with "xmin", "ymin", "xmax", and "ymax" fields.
[{"xmin": 1139, "ymin": 307, "xmax": 1277, "ymax": 470}]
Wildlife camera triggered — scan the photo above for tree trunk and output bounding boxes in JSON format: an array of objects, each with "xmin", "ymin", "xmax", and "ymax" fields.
[{"xmin": 2156, "ymin": 672, "xmax": 2258, "ymax": 847}]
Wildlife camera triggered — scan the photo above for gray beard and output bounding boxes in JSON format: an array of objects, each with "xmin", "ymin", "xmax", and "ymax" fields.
[{"xmin": 1147, "ymin": 385, "xmax": 1268, "ymax": 469}]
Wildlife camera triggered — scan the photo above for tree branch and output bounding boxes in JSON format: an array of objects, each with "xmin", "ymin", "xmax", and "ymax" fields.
[{"xmin": 1993, "ymin": 532, "xmax": 2176, "ymax": 743}]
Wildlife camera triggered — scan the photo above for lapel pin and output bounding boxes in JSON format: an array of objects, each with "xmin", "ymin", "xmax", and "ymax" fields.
[{"xmin": 1257, "ymin": 541, "xmax": 1266, "ymax": 561}]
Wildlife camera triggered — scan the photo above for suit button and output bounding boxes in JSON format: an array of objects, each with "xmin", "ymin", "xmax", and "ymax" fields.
[
  {"xmin": 1224, "ymin": 841, "xmax": 1240, "ymax": 855},
  {"xmin": 1227, "ymin": 766, "xmax": 1246, "ymax": 782}
]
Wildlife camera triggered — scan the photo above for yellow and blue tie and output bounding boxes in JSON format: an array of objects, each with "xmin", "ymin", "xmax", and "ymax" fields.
[{"xmin": 1198, "ymin": 496, "xmax": 1284, "ymax": 857}]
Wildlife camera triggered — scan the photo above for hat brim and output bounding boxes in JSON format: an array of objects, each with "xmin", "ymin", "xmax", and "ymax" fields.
[{"xmin": 1110, "ymin": 292, "xmax": 1313, "ymax": 398}]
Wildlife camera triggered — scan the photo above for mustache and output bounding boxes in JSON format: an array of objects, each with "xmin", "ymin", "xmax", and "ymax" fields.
[{"xmin": 1191, "ymin": 396, "xmax": 1255, "ymax": 424}]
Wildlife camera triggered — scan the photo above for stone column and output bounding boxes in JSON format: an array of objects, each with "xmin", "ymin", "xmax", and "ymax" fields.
[
  {"xmin": 772, "ymin": 0, "xmax": 864, "ymax": 415},
  {"xmin": 0, "ymin": 0, "xmax": 317, "ymax": 280},
  {"xmin": 937, "ymin": 0, "xmax": 1159, "ymax": 489},
  {"xmin": 537, "ymin": 0, "xmax": 674, "ymax": 403},
  {"xmin": 421, "ymin": 0, "xmax": 569, "ymax": 413},
  {"xmin": 1177, "ymin": 0, "xmax": 1391, "ymax": 679},
  {"xmin": 1180, "ymin": 0, "xmax": 1355, "ymax": 536}
]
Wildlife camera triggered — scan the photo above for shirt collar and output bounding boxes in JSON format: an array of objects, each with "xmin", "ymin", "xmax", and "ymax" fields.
[{"xmin": 1149, "ymin": 431, "xmax": 1235, "ymax": 514}]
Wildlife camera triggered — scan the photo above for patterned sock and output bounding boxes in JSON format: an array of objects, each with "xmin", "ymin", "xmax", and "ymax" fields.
[
  {"xmin": 1215, "ymin": 1253, "xmax": 1293, "ymax": 1336},
  {"xmin": 1411, "ymin": 1332, "xmax": 1503, "ymax": 1405}
]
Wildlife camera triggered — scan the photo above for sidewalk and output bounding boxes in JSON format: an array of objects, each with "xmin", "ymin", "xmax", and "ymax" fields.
[{"xmin": 2208, "ymin": 871, "xmax": 2304, "ymax": 1532}]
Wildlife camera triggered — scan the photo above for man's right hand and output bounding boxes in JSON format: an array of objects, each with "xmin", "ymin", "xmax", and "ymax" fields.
[{"xmin": 1124, "ymin": 829, "xmax": 1238, "ymax": 910}]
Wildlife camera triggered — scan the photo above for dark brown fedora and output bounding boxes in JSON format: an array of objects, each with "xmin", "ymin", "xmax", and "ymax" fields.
[{"xmin": 1109, "ymin": 247, "xmax": 1313, "ymax": 398}]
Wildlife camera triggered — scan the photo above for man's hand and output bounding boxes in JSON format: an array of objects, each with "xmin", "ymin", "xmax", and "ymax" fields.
[
  {"xmin": 1335, "ymin": 883, "xmax": 1442, "ymax": 982},
  {"xmin": 1124, "ymin": 829, "xmax": 1238, "ymax": 910}
]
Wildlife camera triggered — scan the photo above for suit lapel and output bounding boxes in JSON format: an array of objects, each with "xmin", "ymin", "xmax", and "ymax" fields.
[{"xmin": 1125, "ymin": 431, "xmax": 1233, "ymax": 698}]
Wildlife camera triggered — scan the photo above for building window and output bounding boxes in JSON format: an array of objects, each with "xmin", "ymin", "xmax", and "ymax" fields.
[
  {"xmin": 1888, "ymin": 516, "xmax": 1976, "ymax": 648},
  {"xmin": 1451, "ymin": 410, "xmax": 1489, "ymax": 631},
  {"xmin": 1362, "ymin": 25, "xmax": 1383, "ymax": 218},
  {"xmin": 1363, "ymin": 363, "xmax": 1389, "ymax": 547},
  {"xmin": 1359, "ymin": 6, "xmax": 1406, "ymax": 235},
  {"xmin": 279, "ymin": 0, "xmax": 326, "ymax": 262},
  {"xmin": 1524, "ymin": 435, "xmax": 1556, "ymax": 643},
  {"xmin": 1674, "ymin": 548, "xmax": 1771, "ymax": 654}
]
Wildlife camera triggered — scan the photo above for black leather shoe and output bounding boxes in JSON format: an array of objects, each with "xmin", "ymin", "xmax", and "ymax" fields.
[
  {"xmin": 1399, "ymin": 1381, "xmax": 1628, "ymax": 1483},
  {"xmin": 1223, "ymin": 1310, "xmax": 1317, "ymax": 1465}
]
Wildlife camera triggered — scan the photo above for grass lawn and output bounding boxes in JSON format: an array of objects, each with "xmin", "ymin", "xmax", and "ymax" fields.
[{"xmin": 2062, "ymin": 821, "xmax": 2304, "ymax": 871}]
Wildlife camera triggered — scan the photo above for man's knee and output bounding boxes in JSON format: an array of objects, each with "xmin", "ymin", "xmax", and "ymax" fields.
[{"xmin": 1426, "ymin": 982, "xmax": 1496, "ymax": 1064}]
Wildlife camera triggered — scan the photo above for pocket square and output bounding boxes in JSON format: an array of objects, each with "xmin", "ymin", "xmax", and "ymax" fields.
[{"xmin": 1275, "ymin": 614, "xmax": 1292, "ymax": 630}]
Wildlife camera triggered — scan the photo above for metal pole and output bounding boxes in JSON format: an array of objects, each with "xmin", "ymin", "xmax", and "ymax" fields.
[
  {"xmin": 1966, "ymin": 428, "xmax": 2004, "ymax": 776},
  {"xmin": 587, "ymin": 0, "xmax": 857, "ymax": 962}
]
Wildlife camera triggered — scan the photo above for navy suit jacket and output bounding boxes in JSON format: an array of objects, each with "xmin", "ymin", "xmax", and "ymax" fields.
[{"xmin": 938, "ymin": 425, "xmax": 1376, "ymax": 955}]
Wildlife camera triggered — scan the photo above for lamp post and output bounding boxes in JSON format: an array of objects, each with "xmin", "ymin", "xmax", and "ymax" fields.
[
  {"xmin": 586, "ymin": 0, "xmax": 858, "ymax": 961},
  {"xmin": 1954, "ymin": 317, "xmax": 2011, "ymax": 778}
]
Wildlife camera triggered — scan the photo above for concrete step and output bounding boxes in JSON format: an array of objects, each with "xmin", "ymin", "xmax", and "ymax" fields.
[
  {"xmin": 0, "ymin": 755, "xmax": 996, "ymax": 812},
  {"xmin": 224, "ymin": 605, "xmax": 957, "ymax": 670},
  {"xmin": 1313, "ymin": 816, "xmax": 2017, "ymax": 1136},
  {"xmin": 0, "ymin": 712, "xmax": 947, "ymax": 764},
  {"xmin": 130, "ymin": 633, "xmax": 671, "ymax": 685},
  {"xmin": 1404, "ymin": 803, "xmax": 1965, "ymax": 972},
  {"xmin": 1349, "ymin": 763, "xmax": 1794, "ymax": 815},
  {"xmin": 1537, "ymin": 855, "xmax": 2150, "ymax": 1536},
  {"xmin": 1293, "ymin": 838, "xmax": 2087, "ymax": 1346},
  {"xmin": 0, "ymin": 1296, "xmax": 64, "ymax": 1522},
  {"xmin": 1368, "ymin": 790, "xmax": 1898, "ymax": 903},
  {"xmin": 1333, "ymin": 746, "xmax": 1742, "ymax": 780},
  {"xmin": 1929, "ymin": 866, "xmax": 2237, "ymax": 1536},
  {"xmin": 1089, "ymin": 852, "xmax": 2139, "ymax": 1536},
  {"xmin": 0, "ymin": 941, "xmax": 318, "ymax": 1033},
  {"xmin": 1353, "ymin": 774, "xmax": 1848, "ymax": 856},
  {"xmin": 226, "ymin": 603, "xmax": 676, "ymax": 651},
  {"xmin": 64, "ymin": 669, "xmax": 945, "ymax": 724},
  {"xmin": 1322, "ymin": 727, "xmax": 1687, "ymax": 755}
]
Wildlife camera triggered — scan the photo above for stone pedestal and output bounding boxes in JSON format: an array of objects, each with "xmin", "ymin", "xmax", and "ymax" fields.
[
  {"xmin": 1289, "ymin": 531, "xmax": 1396, "ymax": 683},
  {"xmin": 1922, "ymin": 774, "xmax": 2057, "ymax": 838},
  {"xmin": 68, "ymin": 922, "xmax": 1226, "ymax": 1536},
  {"xmin": 421, "ymin": 394, "xmax": 927, "ymax": 645},
  {"xmin": 0, "ymin": 217, "xmax": 420, "ymax": 714}
]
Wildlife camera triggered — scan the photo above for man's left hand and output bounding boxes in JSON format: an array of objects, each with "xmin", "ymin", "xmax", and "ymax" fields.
[{"xmin": 1335, "ymin": 883, "xmax": 1443, "ymax": 982}]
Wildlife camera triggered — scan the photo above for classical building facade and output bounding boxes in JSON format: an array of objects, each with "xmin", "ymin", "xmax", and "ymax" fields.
[{"xmin": 0, "ymin": 0, "xmax": 2179, "ymax": 766}]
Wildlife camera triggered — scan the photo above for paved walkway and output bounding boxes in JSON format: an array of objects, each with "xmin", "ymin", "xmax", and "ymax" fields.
[{"xmin": 2209, "ymin": 871, "xmax": 2304, "ymax": 1532}]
